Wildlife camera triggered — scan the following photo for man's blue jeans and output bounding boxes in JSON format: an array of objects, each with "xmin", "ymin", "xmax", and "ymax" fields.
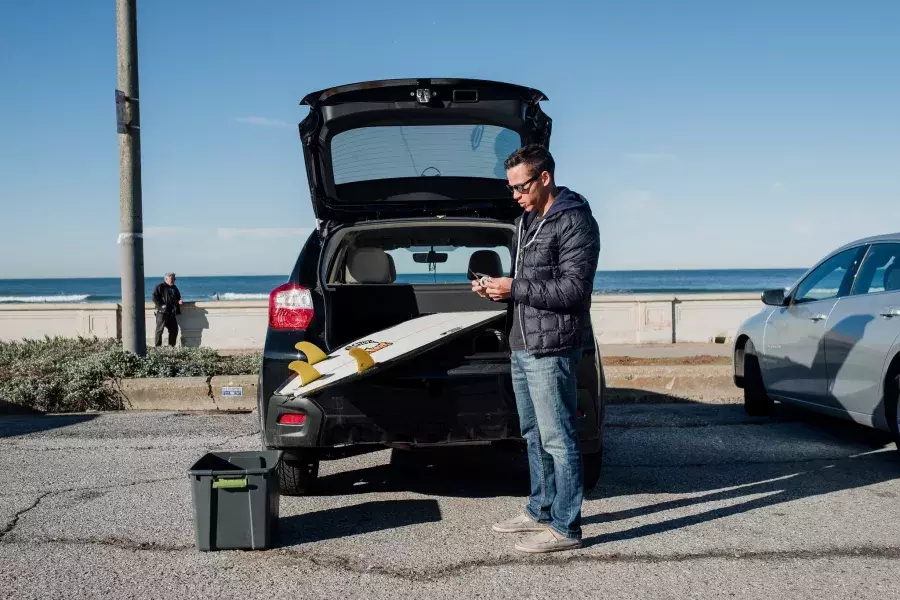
[{"xmin": 510, "ymin": 349, "xmax": 584, "ymax": 540}]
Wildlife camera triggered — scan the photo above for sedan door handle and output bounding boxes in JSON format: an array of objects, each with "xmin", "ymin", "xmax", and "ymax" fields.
[
  {"xmin": 809, "ymin": 314, "xmax": 828, "ymax": 322},
  {"xmin": 879, "ymin": 308, "xmax": 900, "ymax": 318}
]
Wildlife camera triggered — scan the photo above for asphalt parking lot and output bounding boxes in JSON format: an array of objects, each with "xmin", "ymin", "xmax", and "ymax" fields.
[{"xmin": 3, "ymin": 401, "xmax": 900, "ymax": 599}]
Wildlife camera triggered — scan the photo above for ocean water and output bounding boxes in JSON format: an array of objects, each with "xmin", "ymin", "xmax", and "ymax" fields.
[{"xmin": 0, "ymin": 270, "xmax": 806, "ymax": 304}]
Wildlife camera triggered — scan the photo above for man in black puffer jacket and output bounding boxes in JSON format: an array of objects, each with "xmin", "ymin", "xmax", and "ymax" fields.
[{"xmin": 474, "ymin": 144, "xmax": 600, "ymax": 553}]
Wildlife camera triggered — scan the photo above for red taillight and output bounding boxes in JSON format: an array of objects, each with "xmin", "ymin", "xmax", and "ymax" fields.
[
  {"xmin": 278, "ymin": 413, "xmax": 307, "ymax": 426},
  {"xmin": 577, "ymin": 409, "xmax": 584, "ymax": 417},
  {"xmin": 269, "ymin": 282, "xmax": 314, "ymax": 330}
]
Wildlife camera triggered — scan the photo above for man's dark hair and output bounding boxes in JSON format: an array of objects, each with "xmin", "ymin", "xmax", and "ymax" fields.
[{"xmin": 504, "ymin": 144, "xmax": 555, "ymax": 178}]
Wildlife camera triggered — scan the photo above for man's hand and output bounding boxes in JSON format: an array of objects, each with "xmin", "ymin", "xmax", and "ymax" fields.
[
  {"xmin": 178, "ymin": 299, "xmax": 184, "ymax": 305},
  {"xmin": 471, "ymin": 278, "xmax": 489, "ymax": 299},
  {"xmin": 484, "ymin": 277, "xmax": 513, "ymax": 301}
]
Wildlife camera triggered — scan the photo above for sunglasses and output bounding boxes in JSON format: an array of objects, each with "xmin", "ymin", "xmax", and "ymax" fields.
[{"xmin": 506, "ymin": 174, "xmax": 541, "ymax": 194}]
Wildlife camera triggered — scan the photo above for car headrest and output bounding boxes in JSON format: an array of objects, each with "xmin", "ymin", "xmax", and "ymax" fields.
[
  {"xmin": 346, "ymin": 248, "xmax": 394, "ymax": 284},
  {"xmin": 467, "ymin": 250, "xmax": 503, "ymax": 280},
  {"xmin": 387, "ymin": 254, "xmax": 396, "ymax": 281},
  {"xmin": 884, "ymin": 263, "xmax": 900, "ymax": 292}
]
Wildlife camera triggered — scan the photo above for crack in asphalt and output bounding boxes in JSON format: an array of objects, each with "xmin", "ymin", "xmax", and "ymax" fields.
[
  {"xmin": 0, "ymin": 430, "xmax": 259, "ymax": 507},
  {"xmin": 3, "ymin": 536, "xmax": 899, "ymax": 581},
  {"xmin": 5, "ymin": 536, "xmax": 195, "ymax": 552},
  {"xmin": 0, "ymin": 476, "xmax": 180, "ymax": 505},
  {"xmin": 0, "ymin": 492, "xmax": 51, "ymax": 541},
  {"xmin": 261, "ymin": 544, "xmax": 900, "ymax": 582}
]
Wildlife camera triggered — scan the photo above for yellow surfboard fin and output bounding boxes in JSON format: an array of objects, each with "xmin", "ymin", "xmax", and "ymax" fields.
[
  {"xmin": 294, "ymin": 341, "xmax": 327, "ymax": 365},
  {"xmin": 287, "ymin": 360, "xmax": 322, "ymax": 386},
  {"xmin": 347, "ymin": 347, "xmax": 375, "ymax": 373}
]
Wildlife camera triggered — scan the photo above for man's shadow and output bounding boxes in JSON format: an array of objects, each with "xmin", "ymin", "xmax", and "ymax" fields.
[
  {"xmin": 580, "ymin": 412, "xmax": 900, "ymax": 547},
  {"xmin": 311, "ymin": 444, "xmax": 532, "ymax": 499}
]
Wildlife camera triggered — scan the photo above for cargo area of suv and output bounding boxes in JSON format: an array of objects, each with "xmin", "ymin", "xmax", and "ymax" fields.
[
  {"xmin": 320, "ymin": 221, "xmax": 514, "ymax": 347},
  {"xmin": 257, "ymin": 78, "xmax": 605, "ymax": 495}
]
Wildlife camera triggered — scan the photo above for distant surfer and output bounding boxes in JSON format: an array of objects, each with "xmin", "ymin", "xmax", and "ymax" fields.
[{"xmin": 151, "ymin": 272, "xmax": 183, "ymax": 347}]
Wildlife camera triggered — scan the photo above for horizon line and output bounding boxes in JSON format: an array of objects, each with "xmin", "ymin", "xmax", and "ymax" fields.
[{"xmin": 0, "ymin": 267, "xmax": 810, "ymax": 281}]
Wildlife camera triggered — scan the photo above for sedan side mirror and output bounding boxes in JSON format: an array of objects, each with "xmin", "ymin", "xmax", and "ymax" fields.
[{"xmin": 761, "ymin": 288, "xmax": 788, "ymax": 306}]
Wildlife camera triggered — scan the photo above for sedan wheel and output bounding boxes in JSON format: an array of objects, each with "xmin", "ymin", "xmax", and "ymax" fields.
[
  {"xmin": 884, "ymin": 368, "xmax": 900, "ymax": 450},
  {"xmin": 743, "ymin": 340, "xmax": 774, "ymax": 416}
]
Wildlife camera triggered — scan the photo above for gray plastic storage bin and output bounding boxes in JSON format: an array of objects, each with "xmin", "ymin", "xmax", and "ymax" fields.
[{"xmin": 188, "ymin": 450, "xmax": 283, "ymax": 551}]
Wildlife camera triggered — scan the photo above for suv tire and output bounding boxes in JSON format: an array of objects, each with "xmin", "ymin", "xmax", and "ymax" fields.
[{"xmin": 278, "ymin": 451, "xmax": 319, "ymax": 496}]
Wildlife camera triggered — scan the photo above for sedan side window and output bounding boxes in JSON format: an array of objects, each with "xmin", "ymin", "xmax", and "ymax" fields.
[
  {"xmin": 851, "ymin": 243, "xmax": 900, "ymax": 296},
  {"xmin": 793, "ymin": 247, "xmax": 866, "ymax": 304}
]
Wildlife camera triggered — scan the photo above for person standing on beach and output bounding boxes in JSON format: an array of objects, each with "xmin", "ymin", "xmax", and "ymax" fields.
[
  {"xmin": 152, "ymin": 272, "xmax": 183, "ymax": 347},
  {"xmin": 472, "ymin": 144, "xmax": 600, "ymax": 553}
]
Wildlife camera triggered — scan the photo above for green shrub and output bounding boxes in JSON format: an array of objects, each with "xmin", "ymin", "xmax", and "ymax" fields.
[{"xmin": 0, "ymin": 337, "xmax": 260, "ymax": 412}]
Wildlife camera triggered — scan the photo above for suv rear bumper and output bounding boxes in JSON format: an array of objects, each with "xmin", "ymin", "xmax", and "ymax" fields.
[{"xmin": 262, "ymin": 385, "xmax": 602, "ymax": 456}]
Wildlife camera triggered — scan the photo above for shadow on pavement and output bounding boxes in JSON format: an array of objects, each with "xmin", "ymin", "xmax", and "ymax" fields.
[
  {"xmin": 606, "ymin": 387, "xmax": 734, "ymax": 405},
  {"xmin": 0, "ymin": 412, "xmax": 98, "ymax": 438},
  {"xmin": 277, "ymin": 499, "xmax": 442, "ymax": 546},
  {"xmin": 313, "ymin": 445, "xmax": 530, "ymax": 499},
  {"xmin": 580, "ymin": 404, "xmax": 900, "ymax": 547},
  {"xmin": 581, "ymin": 449, "xmax": 900, "ymax": 548}
]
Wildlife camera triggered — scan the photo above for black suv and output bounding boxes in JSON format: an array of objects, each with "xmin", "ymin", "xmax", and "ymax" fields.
[{"xmin": 258, "ymin": 78, "xmax": 606, "ymax": 495}]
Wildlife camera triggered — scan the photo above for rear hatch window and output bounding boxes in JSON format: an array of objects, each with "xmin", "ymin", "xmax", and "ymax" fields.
[{"xmin": 332, "ymin": 125, "xmax": 521, "ymax": 184}]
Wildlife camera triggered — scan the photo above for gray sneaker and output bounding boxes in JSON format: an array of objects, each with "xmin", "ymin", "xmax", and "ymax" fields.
[
  {"xmin": 514, "ymin": 528, "xmax": 582, "ymax": 553},
  {"xmin": 492, "ymin": 513, "xmax": 550, "ymax": 533}
]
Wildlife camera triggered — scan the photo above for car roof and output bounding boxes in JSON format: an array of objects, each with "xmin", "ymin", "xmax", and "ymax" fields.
[{"xmin": 834, "ymin": 232, "xmax": 900, "ymax": 253}]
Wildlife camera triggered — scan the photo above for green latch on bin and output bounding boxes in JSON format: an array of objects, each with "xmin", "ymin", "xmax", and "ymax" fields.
[{"xmin": 212, "ymin": 477, "xmax": 248, "ymax": 489}]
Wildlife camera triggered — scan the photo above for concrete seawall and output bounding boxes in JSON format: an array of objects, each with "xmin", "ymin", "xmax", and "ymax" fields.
[
  {"xmin": 112, "ymin": 364, "xmax": 741, "ymax": 412},
  {"xmin": 0, "ymin": 293, "xmax": 763, "ymax": 349}
]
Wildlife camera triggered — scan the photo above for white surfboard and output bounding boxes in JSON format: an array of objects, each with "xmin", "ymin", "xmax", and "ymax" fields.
[{"xmin": 276, "ymin": 310, "xmax": 506, "ymax": 398}]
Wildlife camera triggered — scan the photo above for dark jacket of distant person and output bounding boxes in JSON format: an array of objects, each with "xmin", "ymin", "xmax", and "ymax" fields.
[{"xmin": 152, "ymin": 281, "xmax": 182, "ymax": 316}]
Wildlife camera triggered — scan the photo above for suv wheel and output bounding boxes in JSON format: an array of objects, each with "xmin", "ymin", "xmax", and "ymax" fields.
[
  {"xmin": 743, "ymin": 340, "xmax": 774, "ymax": 416},
  {"xmin": 278, "ymin": 451, "xmax": 319, "ymax": 496}
]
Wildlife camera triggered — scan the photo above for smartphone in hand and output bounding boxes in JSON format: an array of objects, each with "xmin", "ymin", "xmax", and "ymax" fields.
[{"xmin": 469, "ymin": 270, "xmax": 490, "ymax": 287}]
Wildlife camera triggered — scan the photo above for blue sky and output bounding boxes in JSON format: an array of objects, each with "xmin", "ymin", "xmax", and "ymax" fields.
[{"xmin": 1, "ymin": 0, "xmax": 898, "ymax": 278}]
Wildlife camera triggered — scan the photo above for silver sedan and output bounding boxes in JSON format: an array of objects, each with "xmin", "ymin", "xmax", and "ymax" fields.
[{"xmin": 733, "ymin": 233, "xmax": 900, "ymax": 444}]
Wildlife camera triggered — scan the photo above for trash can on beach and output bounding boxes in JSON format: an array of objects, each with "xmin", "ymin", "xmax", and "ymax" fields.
[{"xmin": 188, "ymin": 450, "xmax": 283, "ymax": 551}]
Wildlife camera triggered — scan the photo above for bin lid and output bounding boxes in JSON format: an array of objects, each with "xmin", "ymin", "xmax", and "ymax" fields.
[{"xmin": 188, "ymin": 450, "xmax": 283, "ymax": 477}]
